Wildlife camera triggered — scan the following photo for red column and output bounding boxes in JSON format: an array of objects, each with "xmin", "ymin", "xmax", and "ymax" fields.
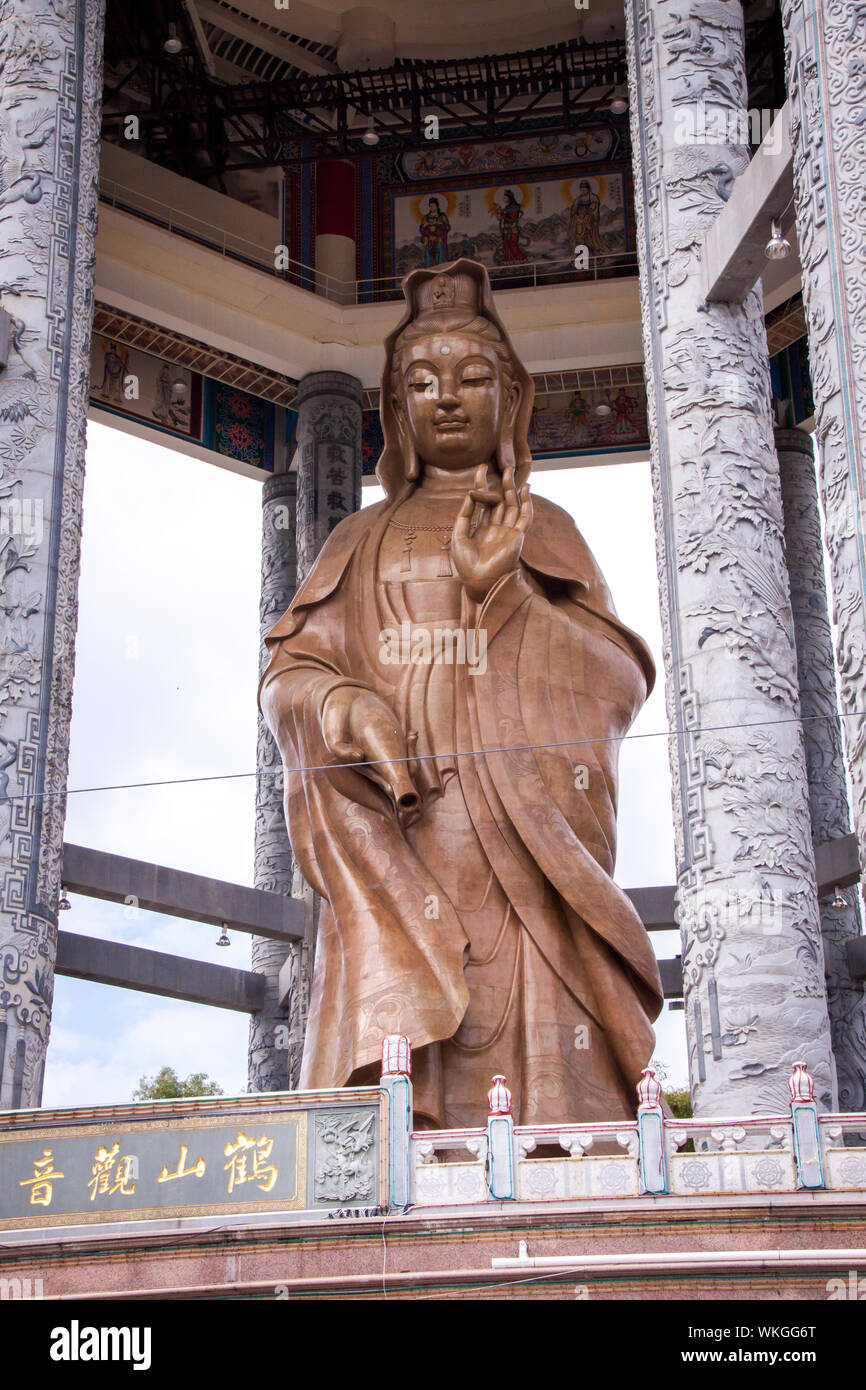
[{"xmin": 315, "ymin": 158, "xmax": 356, "ymax": 303}]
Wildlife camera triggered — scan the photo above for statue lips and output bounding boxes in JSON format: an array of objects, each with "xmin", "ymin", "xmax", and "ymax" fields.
[{"xmin": 433, "ymin": 415, "xmax": 471, "ymax": 435}]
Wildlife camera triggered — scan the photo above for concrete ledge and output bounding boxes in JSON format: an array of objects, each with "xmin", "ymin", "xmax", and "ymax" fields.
[
  {"xmin": 815, "ymin": 833, "xmax": 861, "ymax": 894},
  {"xmin": 702, "ymin": 103, "xmax": 794, "ymax": 304},
  {"xmin": 55, "ymin": 930, "xmax": 265, "ymax": 1013},
  {"xmin": 848, "ymin": 936, "xmax": 866, "ymax": 983},
  {"xmin": 62, "ymin": 842, "xmax": 303, "ymax": 942},
  {"xmin": 625, "ymin": 885, "xmax": 675, "ymax": 929}
]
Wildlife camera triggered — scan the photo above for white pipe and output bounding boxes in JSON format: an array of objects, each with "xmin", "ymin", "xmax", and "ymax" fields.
[{"xmin": 492, "ymin": 1247, "xmax": 866, "ymax": 1272}]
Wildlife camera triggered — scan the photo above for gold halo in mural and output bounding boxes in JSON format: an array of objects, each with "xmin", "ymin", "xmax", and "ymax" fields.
[
  {"xmin": 563, "ymin": 176, "xmax": 602, "ymax": 203},
  {"xmin": 485, "ymin": 184, "xmax": 531, "ymax": 214},
  {"xmin": 411, "ymin": 191, "xmax": 458, "ymax": 222}
]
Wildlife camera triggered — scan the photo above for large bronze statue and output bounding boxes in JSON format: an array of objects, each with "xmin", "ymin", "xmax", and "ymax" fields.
[{"xmin": 260, "ymin": 259, "xmax": 662, "ymax": 1127}]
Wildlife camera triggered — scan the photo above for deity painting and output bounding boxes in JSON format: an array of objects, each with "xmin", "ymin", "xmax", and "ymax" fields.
[
  {"xmin": 95, "ymin": 340, "xmax": 128, "ymax": 403},
  {"xmin": 152, "ymin": 364, "xmax": 190, "ymax": 431},
  {"xmin": 418, "ymin": 196, "xmax": 451, "ymax": 267},
  {"xmin": 391, "ymin": 171, "xmax": 627, "ymax": 278},
  {"xmin": 491, "ymin": 188, "xmax": 527, "ymax": 263},
  {"xmin": 568, "ymin": 179, "xmax": 608, "ymax": 256},
  {"xmin": 608, "ymin": 387, "xmax": 642, "ymax": 439},
  {"xmin": 260, "ymin": 259, "xmax": 662, "ymax": 1127}
]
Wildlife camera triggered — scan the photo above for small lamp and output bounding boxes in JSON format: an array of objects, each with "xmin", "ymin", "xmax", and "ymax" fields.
[
  {"xmin": 765, "ymin": 219, "xmax": 791, "ymax": 261},
  {"xmin": 609, "ymin": 87, "xmax": 628, "ymax": 116},
  {"xmin": 163, "ymin": 23, "xmax": 183, "ymax": 56},
  {"xmin": 216, "ymin": 923, "xmax": 230, "ymax": 947}
]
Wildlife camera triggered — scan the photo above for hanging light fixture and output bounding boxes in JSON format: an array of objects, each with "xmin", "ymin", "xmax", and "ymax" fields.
[
  {"xmin": 764, "ymin": 219, "xmax": 792, "ymax": 261},
  {"xmin": 831, "ymin": 886, "xmax": 846, "ymax": 910},
  {"xmin": 163, "ymin": 23, "xmax": 183, "ymax": 56},
  {"xmin": 58, "ymin": 889, "xmax": 71, "ymax": 911},
  {"xmin": 362, "ymin": 117, "xmax": 379, "ymax": 147},
  {"xmin": 609, "ymin": 87, "xmax": 629, "ymax": 116},
  {"xmin": 216, "ymin": 923, "xmax": 230, "ymax": 947}
]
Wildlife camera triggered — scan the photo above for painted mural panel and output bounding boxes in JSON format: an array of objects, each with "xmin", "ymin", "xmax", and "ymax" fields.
[
  {"xmin": 397, "ymin": 128, "xmax": 617, "ymax": 181},
  {"xmin": 209, "ymin": 383, "xmax": 275, "ymax": 471},
  {"xmin": 90, "ymin": 338, "xmax": 201, "ymax": 437},
  {"xmin": 529, "ymin": 384, "xmax": 648, "ymax": 456},
  {"xmin": 388, "ymin": 169, "xmax": 628, "ymax": 277}
]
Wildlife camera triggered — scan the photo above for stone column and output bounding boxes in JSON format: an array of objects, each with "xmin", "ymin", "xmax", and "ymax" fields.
[
  {"xmin": 0, "ymin": 1, "xmax": 105, "ymax": 1108},
  {"xmin": 625, "ymin": 0, "xmax": 837, "ymax": 1115},
  {"xmin": 295, "ymin": 371, "xmax": 363, "ymax": 581},
  {"xmin": 249, "ymin": 471, "xmax": 299, "ymax": 1091},
  {"xmin": 776, "ymin": 427, "xmax": 866, "ymax": 1111},
  {"xmin": 281, "ymin": 371, "xmax": 363, "ymax": 1081},
  {"xmin": 778, "ymin": 4, "xmax": 866, "ymax": 949}
]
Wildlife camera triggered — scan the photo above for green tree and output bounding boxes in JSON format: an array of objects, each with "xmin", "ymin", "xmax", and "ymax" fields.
[
  {"xmin": 662, "ymin": 1087, "xmax": 693, "ymax": 1119},
  {"xmin": 650, "ymin": 1057, "xmax": 693, "ymax": 1118},
  {"xmin": 133, "ymin": 1066, "xmax": 223, "ymax": 1101}
]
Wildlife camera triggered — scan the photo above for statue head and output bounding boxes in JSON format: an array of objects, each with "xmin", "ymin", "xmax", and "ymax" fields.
[{"xmin": 377, "ymin": 258, "xmax": 534, "ymax": 500}]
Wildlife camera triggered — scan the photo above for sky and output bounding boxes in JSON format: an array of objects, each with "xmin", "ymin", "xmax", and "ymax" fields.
[{"xmin": 46, "ymin": 417, "xmax": 686, "ymax": 1110}]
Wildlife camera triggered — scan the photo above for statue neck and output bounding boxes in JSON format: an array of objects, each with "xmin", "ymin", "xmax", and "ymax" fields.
[{"xmin": 417, "ymin": 463, "xmax": 494, "ymax": 496}]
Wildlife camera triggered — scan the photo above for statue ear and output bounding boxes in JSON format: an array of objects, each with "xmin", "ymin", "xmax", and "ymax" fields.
[{"xmin": 497, "ymin": 378, "xmax": 522, "ymax": 476}]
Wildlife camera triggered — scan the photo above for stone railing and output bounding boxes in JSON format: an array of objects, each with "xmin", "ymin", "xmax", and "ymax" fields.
[{"xmin": 379, "ymin": 1039, "xmax": 866, "ymax": 1209}]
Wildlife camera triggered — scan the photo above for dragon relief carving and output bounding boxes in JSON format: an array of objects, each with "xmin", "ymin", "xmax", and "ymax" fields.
[{"xmin": 314, "ymin": 1111, "xmax": 376, "ymax": 1203}]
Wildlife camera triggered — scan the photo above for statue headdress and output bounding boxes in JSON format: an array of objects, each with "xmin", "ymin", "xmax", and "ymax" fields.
[{"xmin": 376, "ymin": 258, "xmax": 535, "ymax": 500}]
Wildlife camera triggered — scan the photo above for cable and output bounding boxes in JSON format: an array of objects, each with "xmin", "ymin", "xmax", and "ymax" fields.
[{"xmin": 22, "ymin": 702, "xmax": 866, "ymax": 804}]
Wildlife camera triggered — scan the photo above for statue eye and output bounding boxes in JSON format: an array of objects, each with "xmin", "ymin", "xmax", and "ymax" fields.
[{"xmin": 461, "ymin": 373, "xmax": 492, "ymax": 386}]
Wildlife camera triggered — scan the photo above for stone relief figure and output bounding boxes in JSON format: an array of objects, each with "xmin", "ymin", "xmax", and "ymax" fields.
[{"xmin": 260, "ymin": 259, "xmax": 662, "ymax": 1127}]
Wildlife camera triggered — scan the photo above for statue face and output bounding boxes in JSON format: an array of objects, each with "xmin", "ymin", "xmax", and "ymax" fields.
[{"xmin": 396, "ymin": 332, "xmax": 514, "ymax": 473}]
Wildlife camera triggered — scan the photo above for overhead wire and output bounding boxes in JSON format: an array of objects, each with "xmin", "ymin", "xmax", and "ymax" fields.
[{"xmin": 23, "ymin": 703, "xmax": 866, "ymax": 803}]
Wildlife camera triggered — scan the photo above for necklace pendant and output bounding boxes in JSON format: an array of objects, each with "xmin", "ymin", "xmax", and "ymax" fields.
[
  {"xmin": 402, "ymin": 530, "xmax": 416, "ymax": 573},
  {"xmin": 439, "ymin": 534, "xmax": 453, "ymax": 577}
]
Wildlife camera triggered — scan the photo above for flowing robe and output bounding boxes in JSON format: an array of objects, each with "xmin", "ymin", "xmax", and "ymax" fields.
[{"xmin": 260, "ymin": 491, "xmax": 663, "ymax": 1126}]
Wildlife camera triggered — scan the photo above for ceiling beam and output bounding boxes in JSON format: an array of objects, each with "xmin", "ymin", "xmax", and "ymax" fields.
[
  {"xmin": 196, "ymin": 0, "xmax": 337, "ymax": 75},
  {"xmin": 61, "ymin": 842, "xmax": 304, "ymax": 943},
  {"xmin": 56, "ymin": 931, "xmax": 266, "ymax": 1012}
]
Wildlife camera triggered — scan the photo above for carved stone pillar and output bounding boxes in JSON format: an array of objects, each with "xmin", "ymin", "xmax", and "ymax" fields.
[
  {"xmin": 295, "ymin": 371, "xmax": 363, "ymax": 582},
  {"xmin": 776, "ymin": 427, "xmax": 866, "ymax": 1111},
  {"xmin": 625, "ymin": 0, "xmax": 837, "ymax": 1115},
  {"xmin": 0, "ymin": 1, "xmax": 105, "ymax": 1108},
  {"xmin": 249, "ymin": 471, "xmax": 299, "ymax": 1091},
  {"xmin": 778, "ymin": 4, "xmax": 866, "ymax": 944},
  {"xmin": 280, "ymin": 372, "xmax": 363, "ymax": 1080}
]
